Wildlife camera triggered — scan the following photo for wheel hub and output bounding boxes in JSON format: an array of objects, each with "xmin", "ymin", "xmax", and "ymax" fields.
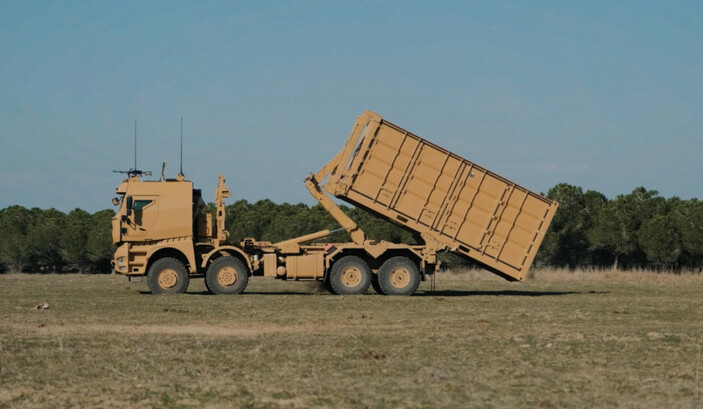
[
  {"xmin": 158, "ymin": 269, "xmax": 179, "ymax": 289},
  {"xmin": 217, "ymin": 266, "xmax": 238, "ymax": 287},
  {"xmin": 389, "ymin": 268, "xmax": 411, "ymax": 288},
  {"xmin": 341, "ymin": 267, "xmax": 362, "ymax": 287}
]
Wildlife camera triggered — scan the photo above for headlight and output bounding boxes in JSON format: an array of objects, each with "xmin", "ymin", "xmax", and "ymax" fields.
[{"xmin": 116, "ymin": 257, "xmax": 125, "ymax": 267}]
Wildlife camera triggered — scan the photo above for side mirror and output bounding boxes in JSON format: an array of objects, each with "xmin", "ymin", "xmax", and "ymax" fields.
[
  {"xmin": 112, "ymin": 197, "xmax": 120, "ymax": 206},
  {"xmin": 126, "ymin": 196, "xmax": 133, "ymax": 216}
]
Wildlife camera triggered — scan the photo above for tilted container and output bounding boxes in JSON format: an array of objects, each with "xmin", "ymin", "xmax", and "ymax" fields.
[{"xmin": 322, "ymin": 111, "xmax": 558, "ymax": 281}]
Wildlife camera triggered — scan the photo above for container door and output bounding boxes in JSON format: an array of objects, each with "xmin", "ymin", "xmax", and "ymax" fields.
[{"xmin": 486, "ymin": 191, "xmax": 553, "ymax": 270}]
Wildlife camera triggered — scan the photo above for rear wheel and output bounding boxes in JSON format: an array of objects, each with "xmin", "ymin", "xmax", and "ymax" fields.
[
  {"xmin": 329, "ymin": 256, "xmax": 371, "ymax": 295},
  {"xmin": 205, "ymin": 256, "xmax": 249, "ymax": 295},
  {"xmin": 147, "ymin": 258, "xmax": 189, "ymax": 294},
  {"xmin": 377, "ymin": 257, "xmax": 421, "ymax": 296}
]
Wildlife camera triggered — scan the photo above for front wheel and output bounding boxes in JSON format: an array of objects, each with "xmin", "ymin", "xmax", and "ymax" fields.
[
  {"xmin": 328, "ymin": 256, "xmax": 371, "ymax": 295},
  {"xmin": 377, "ymin": 257, "xmax": 421, "ymax": 296},
  {"xmin": 205, "ymin": 256, "xmax": 249, "ymax": 295},
  {"xmin": 147, "ymin": 258, "xmax": 190, "ymax": 294}
]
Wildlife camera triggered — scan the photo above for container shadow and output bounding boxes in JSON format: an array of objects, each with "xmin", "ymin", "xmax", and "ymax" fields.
[
  {"xmin": 228, "ymin": 291, "xmax": 319, "ymax": 296},
  {"xmin": 416, "ymin": 290, "xmax": 609, "ymax": 297}
]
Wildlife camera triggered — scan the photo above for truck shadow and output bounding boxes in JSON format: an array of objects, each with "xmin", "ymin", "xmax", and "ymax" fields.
[
  {"xmin": 140, "ymin": 290, "xmax": 608, "ymax": 297},
  {"xmin": 416, "ymin": 290, "xmax": 608, "ymax": 297},
  {"xmin": 140, "ymin": 290, "xmax": 327, "ymax": 295}
]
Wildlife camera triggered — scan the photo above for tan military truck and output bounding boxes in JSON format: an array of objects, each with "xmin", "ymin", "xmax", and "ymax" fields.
[{"xmin": 111, "ymin": 111, "xmax": 558, "ymax": 295}]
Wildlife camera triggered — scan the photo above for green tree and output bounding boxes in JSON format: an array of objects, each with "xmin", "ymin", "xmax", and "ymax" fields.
[
  {"xmin": 671, "ymin": 199, "xmax": 703, "ymax": 267},
  {"xmin": 0, "ymin": 206, "xmax": 35, "ymax": 272},
  {"xmin": 227, "ymin": 199, "xmax": 280, "ymax": 242},
  {"xmin": 588, "ymin": 187, "xmax": 666, "ymax": 269},
  {"xmin": 263, "ymin": 202, "xmax": 319, "ymax": 242},
  {"xmin": 26, "ymin": 208, "xmax": 66, "ymax": 272},
  {"xmin": 537, "ymin": 184, "xmax": 606, "ymax": 268},
  {"xmin": 86, "ymin": 209, "xmax": 115, "ymax": 273},
  {"xmin": 61, "ymin": 208, "xmax": 91, "ymax": 271},
  {"xmin": 638, "ymin": 214, "xmax": 682, "ymax": 268}
]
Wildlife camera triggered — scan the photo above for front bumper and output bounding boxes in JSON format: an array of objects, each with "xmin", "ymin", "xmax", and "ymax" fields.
[{"xmin": 112, "ymin": 243, "xmax": 129, "ymax": 275}]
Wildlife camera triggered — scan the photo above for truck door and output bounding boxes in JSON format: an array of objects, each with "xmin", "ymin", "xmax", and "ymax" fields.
[{"xmin": 123, "ymin": 196, "xmax": 159, "ymax": 240}]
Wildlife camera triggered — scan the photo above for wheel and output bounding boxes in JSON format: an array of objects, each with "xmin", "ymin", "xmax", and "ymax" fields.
[
  {"xmin": 147, "ymin": 258, "xmax": 189, "ymax": 294},
  {"xmin": 328, "ymin": 255, "xmax": 372, "ymax": 295},
  {"xmin": 371, "ymin": 273, "xmax": 383, "ymax": 294},
  {"xmin": 377, "ymin": 257, "xmax": 421, "ymax": 296},
  {"xmin": 205, "ymin": 256, "xmax": 249, "ymax": 295}
]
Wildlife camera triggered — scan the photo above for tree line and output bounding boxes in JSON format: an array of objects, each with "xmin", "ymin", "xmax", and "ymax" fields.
[
  {"xmin": 537, "ymin": 184, "xmax": 703, "ymax": 270},
  {"xmin": 1, "ymin": 183, "xmax": 701, "ymax": 273},
  {"xmin": 0, "ymin": 207, "xmax": 114, "ymax": 273}
]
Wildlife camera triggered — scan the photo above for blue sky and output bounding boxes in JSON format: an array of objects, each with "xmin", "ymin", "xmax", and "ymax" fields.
[{"xmin": 1, "ymin": 1, "xmax": 701, "ymax": 212}]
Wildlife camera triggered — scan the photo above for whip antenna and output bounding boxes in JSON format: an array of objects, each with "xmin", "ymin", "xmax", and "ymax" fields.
[
  {"xmin": 180, "ymin": 117, "xmax": 183, "ymax": 175},
  {"xmin": 113, "ymin": 119, "xmax": 151, "ymax": 178},
  {"xmin": 134, "ymin": 120, "xmax": 137, "ymax": 170}
]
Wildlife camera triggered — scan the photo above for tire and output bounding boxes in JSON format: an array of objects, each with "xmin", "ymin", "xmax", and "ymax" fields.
[
  {"xmin": 371, "ymin": 273, "xmax": 383, "ymax": 294},
  {"xmin": 205, "ymin": 256, "xmax": 249, "ymax": 295},
  {"xmin": 147, "ymin": 257, "xmax": 190, "ymax": 294},
  {"xmin": 377, "ymin": 257, "xmax": 421, "ymax": 296},
  {"xmin": 328, "ymin": 256, "xmax": 372, "ymax": 295}
]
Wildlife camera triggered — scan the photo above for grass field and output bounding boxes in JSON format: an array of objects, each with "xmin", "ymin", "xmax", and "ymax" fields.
[{"xmin": 1, "ymin": 269, "xmax": 702, "ymax": 408}]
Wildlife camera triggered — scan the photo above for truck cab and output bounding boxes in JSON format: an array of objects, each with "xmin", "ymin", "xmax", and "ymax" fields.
[
  {"xmin": 111, "ymin": 171, "xmax": 253, "ymax": 294},
  {"xmin": 112, "ymin": 173, "xmax": 197, "ymax": 245}
]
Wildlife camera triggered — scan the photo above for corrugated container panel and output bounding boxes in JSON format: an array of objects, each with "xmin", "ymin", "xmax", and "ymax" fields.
[{"xmin": 327, "ymin": 111, "xmax": 558, "ymax": 281}]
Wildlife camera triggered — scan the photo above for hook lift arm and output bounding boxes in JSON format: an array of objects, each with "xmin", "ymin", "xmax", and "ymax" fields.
[
  {"xmin": 304, "ymin": 173, "xmax": 366, "ymax": 245},
  {"xmin": 215, "ymin": 175, "xmax": 231, "ymax": 246}
]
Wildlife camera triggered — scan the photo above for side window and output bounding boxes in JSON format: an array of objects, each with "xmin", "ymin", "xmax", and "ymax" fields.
[{"xmin": 133, "ymin": 199, "xmax": 153, "ymax": 211}]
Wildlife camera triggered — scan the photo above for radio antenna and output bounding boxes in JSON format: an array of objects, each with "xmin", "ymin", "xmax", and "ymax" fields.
[
  {"xmin": 179, "ymin": 117, "xmax": 184, "ymax": 175},
  {"xmin": 134, "ymin": 120, "xmax": 138, "ymax": 170},
  {"xmin": 113, "ymin": 119, "xmax": 151, "ymax": 178}
]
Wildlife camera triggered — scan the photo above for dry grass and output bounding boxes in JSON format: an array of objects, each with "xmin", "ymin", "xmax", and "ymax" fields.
[
  {"xmin": 1, "ymin": 270, "xmax": 702, "ymax": 408},
  {"xmin": 446, "ymin": 266, "xmax": 703, "ymax": 283}
]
